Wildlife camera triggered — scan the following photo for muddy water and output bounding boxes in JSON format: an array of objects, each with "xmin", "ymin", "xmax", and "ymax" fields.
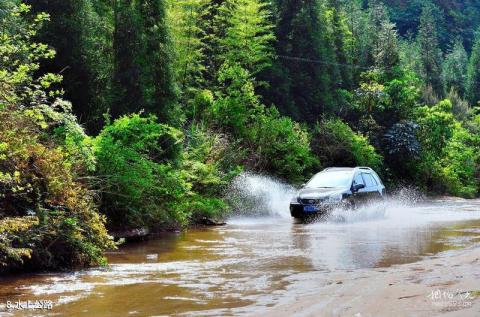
[{"xmin": 1, "ymin": 199, "xmax": 480, "ymax": 316}]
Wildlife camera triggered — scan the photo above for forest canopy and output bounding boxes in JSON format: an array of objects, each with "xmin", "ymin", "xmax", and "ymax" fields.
[{"xmin": 1, "ymin": 0, "xmax": 480, "ymax": 272}]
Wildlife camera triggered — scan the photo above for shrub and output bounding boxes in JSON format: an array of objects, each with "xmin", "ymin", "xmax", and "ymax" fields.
[
  {"xmin": 209, "ymin": 63, "xmax": 260, "ymax": 138},
  {"xmin": 95, "ymin": 115, "xmax": 245, "ymax": 228},
  {"xmin": 415, "ymin": 100, "xmax": 456, "ymax": 153},
  {"xmin": 414, "ymin": 99, "xmax": 479, "ymax": 197},
  {"xmin": 0, "ymin": 107, "xmax": 114, "ymax": 272},
  {"xmin": 383, "ymin": 121, "xmax": 421, "ymax": 159},
  {"xmin": 183, "ymin": 124, "xmax": 243, "ymax": 221},
  {"xmin": 311, "ymin": 119, "xmax": 383, "ymax": 172},
  {"xmin": 434, "ymin": 125, "xmax": 478, "ymax": 197},
  {"xmin": 94, "ymin": 114, "xmax": 189, "ymax": 229},
  {"xmin": 0, "ymin": 3, "xmax": 113, "ymax": 272},
  {"xmin": 208, "ymin": 63, "xmax": 318, "ymax": 182},
  {"xmin": 246, "ymin": 107, "xmax": 318, "ymax": 183}
]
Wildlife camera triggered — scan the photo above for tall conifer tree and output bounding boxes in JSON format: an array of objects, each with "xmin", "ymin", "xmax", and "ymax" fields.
[
  {"xmin": 467, "ymin": 30, "xmax": 480, "ymax": 106},
  {"xmin": 417, "ymin": 3, "xmax": 443, "ymax": 96}
]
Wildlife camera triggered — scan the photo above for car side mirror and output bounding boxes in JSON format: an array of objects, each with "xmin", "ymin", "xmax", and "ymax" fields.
[
  {"xmin": 352, "ymin": 183, "xmax": 365, "ymax": 192},
  {"xmin": 300, "ymin": 183, "xmax": 306, "ymax": 188}
]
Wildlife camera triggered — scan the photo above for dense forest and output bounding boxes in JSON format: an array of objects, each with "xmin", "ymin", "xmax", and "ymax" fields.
[{"xmin": 1, "ymin": 0, "xmax": 479, "ymax": 273}]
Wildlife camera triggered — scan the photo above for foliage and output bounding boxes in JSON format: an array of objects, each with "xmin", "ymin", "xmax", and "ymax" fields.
[
  {"xmin": 0, "ymin": 3, "xmax": 113, "ymax": 273},
  {"xmin": 414, "ymin": 99, "xmax": 456, "ymax": 156},
  {"xmin": 208, "ymin": 62, "xmax": 317, "ymax": 182},
  {"xmin": 246, "ymin": 107, "xmax": 318, "ymax": 183},
  {"xmin": 95, "ymin": 114, "xmax": 243, "ymax": 228},
  {"xmin": 166, "ymin": 0, "xmax": 206, "ymax": 101},
  {"xmin": 209, "ymin": 63, "xmax": 259, "ymax": 137},
  {"xmin": 27, "ymin": 0, "xmax": 113, "ymax": 132},
  {"xmin": 446, "ymin": 88, "xmax": 471, "ymax": 122},
  {"xmin": 183, "ymin": 124, "xmax": 242, "ymax": 220},
  {"xmin": 311, "ymin": 119, "xmax": 383, "ymax": 172},
  {"xmin": 467, "ymin": 30, "xmax": 480, "ymax": 106},
  {"xmin": 382, "ymin": 121, "xmax": 421, "ymax": 179},
  {"xmin": 95, "ymin": 114, "xmax": 188, "ymax": 228},
  {"xmin": 434, "ymin": 125, "xmax": 479, "ymax": 197},
  {"xmin": 268, "ymin": 0, "xmax": 345, "ymax": 121},
  {"xmin": 442, "ymin": 39, "xmax": 468, "ymax": 96},
  {"xmin": 0, "ymin": 106, "xmax": 113, "ymax": 272},
  {"xmin": 414, "ymin": 99, "xmax": 479, "ymax": 197},
  {"xmin": 417, "ymin": 3, "xmax": 443, "ymax": 95},
  {"xmin": 373, "ymin": 20, "xmax": 400, "ymax": 71},
  {"xmin": 221, "ymin": 0, "xmax": 275, "ymax": 77},
  {"xmin": 383, "ymin": 121, "xmax": 421, "ymax": 159}
]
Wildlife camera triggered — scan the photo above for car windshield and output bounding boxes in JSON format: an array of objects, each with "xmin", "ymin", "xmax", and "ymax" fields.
[{"xmin": 305, "ymin": 170, "xmax": 354, "ymax": 188}]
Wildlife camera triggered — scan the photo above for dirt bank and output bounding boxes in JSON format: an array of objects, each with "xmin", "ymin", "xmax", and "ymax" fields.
[{"xmin": 263, "ymin": 246, "xmax": 480, "ymax": 317}]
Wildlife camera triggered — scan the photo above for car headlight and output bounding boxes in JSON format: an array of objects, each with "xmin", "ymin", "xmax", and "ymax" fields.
[{"xmin": 326, "ymin": 193, "xmax": 342, "ymax": 203}]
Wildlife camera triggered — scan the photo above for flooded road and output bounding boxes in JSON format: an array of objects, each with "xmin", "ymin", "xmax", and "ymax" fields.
[{"xmin": 1, "ymin": 196, "xmax": 480, "ymax": 316}]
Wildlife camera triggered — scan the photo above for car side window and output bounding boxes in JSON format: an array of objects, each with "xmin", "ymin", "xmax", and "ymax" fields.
[
  {"xmin": 353, "ymin": 173, "xmax": 364, "ymax": 186},
  {"xmin": 362, "ymin": 173, "xmax": 376, "ymax": 188}
]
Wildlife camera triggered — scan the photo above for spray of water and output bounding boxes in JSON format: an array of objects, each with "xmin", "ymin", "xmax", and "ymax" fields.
[
  {"xmin": 225, "ymin": 173, "xmax": 480, "ymax": 225},
  {"xmin": 225, "ymin": 173, "xmax": 295, "ymax": 218}
]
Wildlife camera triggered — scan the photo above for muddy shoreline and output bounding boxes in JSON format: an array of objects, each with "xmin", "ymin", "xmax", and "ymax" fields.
[{"xmin": 262, "ymin": 245, "xmax": 480, "ymax": 317}]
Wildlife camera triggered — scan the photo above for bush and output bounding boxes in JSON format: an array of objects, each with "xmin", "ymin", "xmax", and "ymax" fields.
[
  {"xmin": 95, "ymin": 114, "xmax": 189, "ymax": 229},
  {"xmin": 383, "ymin": 121, "xmax": 421, "ymax": 159},
  {"xmin": 209, "ymin": 63, "xmax": 260, "ymax": 138},
  {"xmin": 0, "ymin": 4, "xmax": 113, "ymax": 272},
  {"xmin": 183, "ymin": 124, "xmax": 243, "ymax": 221},
  {"xmin": 246, "ymin": 107, "xmax": 318, "ymax": 183},
  {"xmin": 434, "ymin": 125, "xmax": 478, "ymax": 197},
  {"xmin": 311, "ymin": 119, "xmax": 383, "ymax": 172},
  {"xmin": 382, "ymin": 121, "xmax": 421, "ymax": 180},
  {"xmin": 414, "ymin": 99, "xmax": 456, "ymax": 156},
  {"xmin": 0, "ymin": 106, "xmax": 114, "ymax": 272},
  {"xmin": 414, "ymin": 99, "xmax": 479, "ymax": 197},
  {"xmin": 208, "ymin": 63, "xmax": 317, "ymax": 182}
]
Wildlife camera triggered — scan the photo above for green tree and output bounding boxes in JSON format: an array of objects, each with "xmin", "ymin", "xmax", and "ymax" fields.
[
  {"xmin": 374, "ymin": 21, "xmax": 400, "ymax": 72},
  {"xmin": 417, "ymin": 3, "xmax": 443, "ymax": 95},
  {"xmin": 415, "ymin": 99, "xmax": 456, "ymax": 157},
  {"xmin": 139, "ymin": 0, "xmax": 177, "ymax": 120},
  {"xmin": 95, "ymin": 114, "xmax": 188, "ymax": 228},
  {"xmin": 111, "ymin": 0, "xmax": 144, "ymax": 118},
  {"xmin": 112, "ymin": 0, "xmax": 177, "ymax": 121},
  {"xmin": 342, "ymin": 0, "xmax": 368, "ymax": 79},
  {"xmin": 27, "ymin": 0, "xmax": 113, "ymax": 132},
  {"xmin": 311, "ymin": 119, "xmax": 383, "ymax": 172},
  {"xmin": 467, "ymin": 30, "xmax": 480, "ymax": 106},
  {"xmin": 366, "ymin": 0, "xmax": 391, "ymax": 66},
  {"xmin": 197, "ymin": 0, "xmax": 229, "ymax": 88},
  {"xmin": 167, "ymin": 0, "xmax": 206, "ymax": 99},
  {"xmin": 267, "ymin": 0, "xmax": 339, "ymax": 121},
  {"xmin": 221, "ymin": 0, "xmax": 275, "ymax": 79},
  {"xmin": 442, "ymin": 38, "xmax": 468, "ymax": 96},
  {"xmin": 0, "ymin": 3, "xmax": 114, "ymax": 272},
  {"xmin": 325, "ymin": 0, "xmax": 353, "ymax": 89}
]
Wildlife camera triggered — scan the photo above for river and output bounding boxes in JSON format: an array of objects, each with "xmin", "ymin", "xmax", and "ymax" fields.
[{"xmin": 1, "ymin": 175, "xmax": 480, "ymax": 316}]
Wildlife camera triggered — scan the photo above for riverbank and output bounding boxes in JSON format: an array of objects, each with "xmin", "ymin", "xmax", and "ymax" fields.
[{"xmin": 263, "ymin": 245, "xmax": 480, "ymax": 317}]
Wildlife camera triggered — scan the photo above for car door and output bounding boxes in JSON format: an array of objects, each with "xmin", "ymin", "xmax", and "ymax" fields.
[
  {"xmin": 361, "ymin": 172, "xmax": 381, "ymax": 202},
  {"xmin": 351, "ymin": 172, "xmax": 368, "ymax": 206}
]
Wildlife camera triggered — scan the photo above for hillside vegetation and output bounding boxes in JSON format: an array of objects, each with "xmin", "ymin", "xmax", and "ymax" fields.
[{"xmin": 1, "ymin": 0, "xmax": 479, "ymax": 272}]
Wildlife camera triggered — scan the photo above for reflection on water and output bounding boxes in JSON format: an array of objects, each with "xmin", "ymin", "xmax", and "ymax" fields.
[{"xmin": 0, "ymin": 199, "xmax": 479, "ymax": 316}]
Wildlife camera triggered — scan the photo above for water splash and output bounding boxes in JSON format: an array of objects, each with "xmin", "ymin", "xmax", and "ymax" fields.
[
  {"xmin": 225, "ymin": 173, "xmax": 480, "ymax": 226},
  {"xmin": 328, "ymin": 188, "xmax": 423, "ymax": 224},
  {"xmin": 225, "ymin": 173, "xmax": 296, "ymax": 218}
]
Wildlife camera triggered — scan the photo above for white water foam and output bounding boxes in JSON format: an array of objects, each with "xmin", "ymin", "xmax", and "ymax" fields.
[
  {"xmin": 225, "ymin": 173, "xmax": 480, "ymax": 226},
  {"xmin": 225, "ymin": 173, "xmax": 296, "ymax": 218}
]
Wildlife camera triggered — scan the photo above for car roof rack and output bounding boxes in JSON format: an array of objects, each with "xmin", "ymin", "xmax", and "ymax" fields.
[
  {"xmin": 324, "ymin": 166, "xmax": 373, "ymax": 171},
  {"xmin": 356, "ymin": 166, "xmax": 373, "ymax": 170},
  {"xmin": 323, "ymin": 167, "xmax": 353, "ymax": 171}
]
